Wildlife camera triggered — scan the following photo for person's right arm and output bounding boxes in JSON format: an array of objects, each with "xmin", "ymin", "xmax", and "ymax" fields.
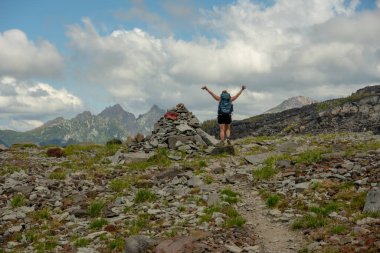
[{"xmin": 202, "ymin": 86, "xmax": 220, "ymax": 101}]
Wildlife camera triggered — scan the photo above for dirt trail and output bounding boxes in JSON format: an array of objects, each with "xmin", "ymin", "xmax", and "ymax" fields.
[{"xmin": 234, "ymin": 184, "xmax": 305, "ymax": 253}]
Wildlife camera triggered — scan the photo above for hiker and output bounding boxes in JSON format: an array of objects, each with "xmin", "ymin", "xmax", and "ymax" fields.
[{"xmin": 202, "ymin": 85, "xmax": 246, "ymax": 146}]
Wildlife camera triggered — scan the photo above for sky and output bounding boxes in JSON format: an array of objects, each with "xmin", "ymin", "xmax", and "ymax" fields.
[{"xmin": 0, "ymin": 0, "xmax": 380, "ymax": 131}]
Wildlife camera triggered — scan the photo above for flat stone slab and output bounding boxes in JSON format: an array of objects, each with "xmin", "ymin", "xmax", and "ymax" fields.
[
  {"xmin": 196, "ymin": 128, "xmax": 219, "ymax": 146},
  {"xmin": 244, "ymin": 152, "xmax": 280, "ymax": 165},
  {"xmin": 363, "ymin": 189, "xmax": 380, "ymax": 212},
  {"xmin": 111, "ymin": 150, "xmax": 154, "ymax": 165}
]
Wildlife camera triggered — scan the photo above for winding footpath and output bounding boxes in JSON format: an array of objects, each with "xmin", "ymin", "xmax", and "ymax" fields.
[{"xmin": 236, "ymin": 187, "xmax": 304, "ymax": 253}]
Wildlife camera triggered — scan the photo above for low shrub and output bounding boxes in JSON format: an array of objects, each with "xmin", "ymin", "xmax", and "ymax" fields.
[{"xmin": 46, "ymin": 147, "xmax": 65, "ymax": 158}]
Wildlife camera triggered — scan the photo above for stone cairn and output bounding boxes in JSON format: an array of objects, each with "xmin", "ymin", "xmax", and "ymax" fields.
[{"xmin": 127, "ymin": 103, "xmax": 218, "ymax": 154}]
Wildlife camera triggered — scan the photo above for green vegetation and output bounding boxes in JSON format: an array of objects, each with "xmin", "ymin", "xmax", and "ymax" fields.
[
  {"xmin": 74, "ymin": 238, "xmax": 90, "ymax": 248},
  {"xmin": 223, "ymin": 206, "xmax": 246, "ymax": 228},
  {"xmin": 293, "ymin": 148, "xmax": 325, "ymax": 164},
  {"xmin": 34, "ymin": 237, "xmax": 58, "ymax": 252},
  {"xmin": 0, "ymin": 165, "xmax": 22, "ymax": 176},
  {"xmin": 345, "ymin": 140, "xmax": 380, "ymax": 156},
  {"xmin": 107, "ymin": 236, "xmax": 125, "ymax": 251},
  {"xmin": 221, "ymin": 188, "xmax": 239, "ymax": 204},
  {"xmin": 88, "ymin": 200, "xmax": 105, "ymax": 217},
  {"xmin": 64, "ymin": 143, "xmax": 104, "ymax": 156},
  {"xmin": 125, "ymin": 213, "xmax": 152, "ymax": 234},
  {"xmin": 292, "ymin": 214, "xmax": 327, "ymax": 229},
  {"xmin": 32, "ymin": 208, "xmax": 51, "ymax": 220},
  {"xmin": 309, "ymin": 202, "xmax": 340, "ymax": 217},
  {"xmin": 48, "ymin": 170, "xmax": 66, "ymax": 180},
  {"xmin": 282, "ymin": 122, "xmax": 299, "ymax": 133},
  {"xmin": 199, "ymin": 203, "xmax": 246, "ymax": 228},
  {"xmin": 89, "ymin": 218, "xmax": 108, "ymax": 230},
  {"xmin": 11, "ymin": 143, "xmax": 39, "ymax": 149},
  {"xmin": 198, "ymin": 160, "xmax": 208, "ymax": 168},
  {"xmin": 25, "ymin": 230, "xmax": 39, "ymax": 243},
  {"xmin": 329, "ymin": 224, "xmax": 348, "ymax": 235},
  {"xmin": 253, "ymin": 153, "xmax": 290, "ymax": 181},
  {"xmin": 134, "ymin": 189, "xmax": 157, "ymax": 203},
  {"xmin": 62, "ymin": 143, "xmax": 121, "ymax": 170},
  {"xmin": 199, "ymin": 205, "xmax": 222, "ymax": 223},
  {"xmin": 109, "ymin": 178, "xmax": 130, "ymax": 192},
  {"xmin": 11, "ymin": 193, "xmax": 26, "ymax": 208},
  {"xmin": 127, "ymin": 147, "xmax": 171, "ymax": 170},
  {"xmin": 292, "ymin": 202, "xmax": 340, "ymax": 230},
  {"xmin": 203, "ymin": 174, "xmax": 214, "ymax": 184},
  {"xmin": 266, "ymin": 194, "xmax": 280, "ymax": 208}
]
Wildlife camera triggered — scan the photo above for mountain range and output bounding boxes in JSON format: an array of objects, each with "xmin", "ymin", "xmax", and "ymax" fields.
[
  {"xmin": 0, "ymin": 104, "xmax": 165, "ymax": 147},
  {"xmin": 265, "ymin": 96, "xmax": 318, "ymax": 114}
]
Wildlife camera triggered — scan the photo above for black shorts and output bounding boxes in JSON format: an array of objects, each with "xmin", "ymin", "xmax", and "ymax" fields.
[{"xmin": 218, "ymin": 113, "xmax": 232, "ymax": 124}]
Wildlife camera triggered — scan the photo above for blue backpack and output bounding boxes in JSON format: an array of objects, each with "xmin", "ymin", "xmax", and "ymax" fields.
[{"xmin": 218, "ymin": 92, "xmax": 233, "ymax": 114}]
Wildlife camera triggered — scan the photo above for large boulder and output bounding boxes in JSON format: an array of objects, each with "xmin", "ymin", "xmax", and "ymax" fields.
[{"xmin": 363, "ymin": 189, "xmax": 380, "ymax": 213}]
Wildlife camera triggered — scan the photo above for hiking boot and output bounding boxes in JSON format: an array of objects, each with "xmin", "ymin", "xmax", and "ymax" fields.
[
  {"xmin": 226, "ymin": 139, "xmax": 231, "ymax": 145},
  {"xmin": 216, "ymin": 141, "xmax": 225, "ymax": 147}
]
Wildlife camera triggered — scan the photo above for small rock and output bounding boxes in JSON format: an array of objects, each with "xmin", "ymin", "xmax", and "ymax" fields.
[
  {"xmin": 207, "ymin": 192, "xmax": 220, "ymax": 206},
  {"xmin": 125, "ymin": 235, "xmax": 156, "ymax": 253},
  {"xmin": 295, "ymin": 182, "xmax": 310, "ymax": 193},
  {"xmin": 187, "ymin": 176, "xmax": 204, "ymax": 188},
  {"xmin": 8, "ymin": 225, "xmax": 23, "ymax": 233},
  {"xmin": 225, "ymin": 243, "xmax": 242, "ymax": 253},
  {"xmin": 363, "ymin": 188, "xmax": 380, "ymax": 212},
  {"xmin": 86, "ymin": 231, "xmax": 107, "ymax": 240}
]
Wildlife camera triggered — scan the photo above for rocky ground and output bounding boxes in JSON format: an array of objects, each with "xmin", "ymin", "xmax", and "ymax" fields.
[{"xmin": 0, "ymin": 132, "xmax": 379, "ymax": 253}]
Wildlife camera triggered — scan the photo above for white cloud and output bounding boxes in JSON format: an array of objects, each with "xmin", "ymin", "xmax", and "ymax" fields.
[
  {"xmin": 65, "ymin": 1, "xmax": 380, "ymax": 121},
  {"xmin": 0, "ymin": 29, "xmax": 64, "ymax": 79},
  {"xmin": 0, "ymin": 76, "xmax": 83, "ymax": 119},
  {"xmin": 0, "ymin": 119, "xmax": 44, "ymax": 132}
]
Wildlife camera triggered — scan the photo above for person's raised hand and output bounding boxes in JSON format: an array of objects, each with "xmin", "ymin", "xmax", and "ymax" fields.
[
  {"xmin": 242, "ymin": 85, "xmax": 246, "ymax": 90},
  {"xmin": 201, "ymin": 86, "xmax": 207, "ymax": 90}
]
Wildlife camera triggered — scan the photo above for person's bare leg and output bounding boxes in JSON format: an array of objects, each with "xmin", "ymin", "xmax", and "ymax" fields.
[
  {"xmin": 225, "ymin": 124, "xmax": 231, "ymax": 139},
  {"xmin": 225, "ymin": 124, "xmax": 231, "ymax": 145},
  {"xmin": 219, "ymin": 124, "xmax": 225, "ymax": 141}
]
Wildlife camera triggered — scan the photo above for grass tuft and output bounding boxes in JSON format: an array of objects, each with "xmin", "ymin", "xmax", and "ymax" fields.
[
  {"xmin": 109, "ymin": 179, "xmax": 130, "ymax": 192},
  {"xmin": 134, "ymin": 189, "xmax": 157, "ymax": 203},
  {"xmin": 89, "ymin": 218, "xmax": 108, "ymax": 230},
  {"xmin": 125, "ymin": 213, "xmax": 151, "ymax": 234},
  {"xmin": 292, "ymin": 214, "xmax": 327, "ymax": 229},
  {"xmin": 74, "ymin": 238, "xmax": 90, "ymax": 248},
  {"xmin": 294, "ymin": 149, "xmax": 325, "ymax": 164},
  {"xmin": 48, "ymin": 170, "xmax": 66, "ymax": 180},
  {"xmin": 11, "ymin": 193, "xmax": 26, "ymax": 208},
  {"xmin": 221, "ymin": 188, "xmax": 239, "ymax": 204},
  {"xmin": 329, "ymin": 224, "xmax": 348, "ymax": 235},
  {"xmin": 266, "ymin": 194, "xmax": 280, "ymax": 208},
  {"xmin": 88, "ymin": 200, "xmax": 105, "ymax": 217}
]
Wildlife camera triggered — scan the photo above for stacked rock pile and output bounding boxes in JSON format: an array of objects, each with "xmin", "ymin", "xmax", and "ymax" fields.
[{"xmin": 127, "ymin": 104, "xmax": 218, "ymax": 153}]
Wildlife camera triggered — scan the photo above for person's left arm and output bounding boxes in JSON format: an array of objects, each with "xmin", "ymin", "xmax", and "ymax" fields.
[{"xmin": 231, "ymin": 85, "xmax": 246, "ymax": 102}]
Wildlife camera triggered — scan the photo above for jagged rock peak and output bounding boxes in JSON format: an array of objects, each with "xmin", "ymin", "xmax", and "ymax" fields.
[
  {"xmin": 98, "ymin": 104, "xmax": 136, "ymax": 121},
  {"xmin": 265, "ymin": 96, "xmax": 317, "ymax": 114},
  {"xmin": 75, "ymin": 111, "xmax": 92, "ymax": 120},
  {"xmin": 149, "ymin": 104, "xmax": 162, "ymax": 112},
  {"xmin": 41, "ymin": 117, "xmax": 66, "ymax": 128}
]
